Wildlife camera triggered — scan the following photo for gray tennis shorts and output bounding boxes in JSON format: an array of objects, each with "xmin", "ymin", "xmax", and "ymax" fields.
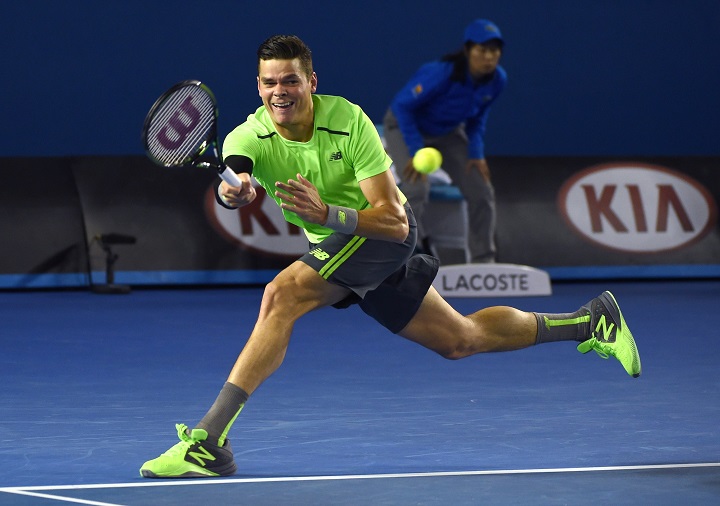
[{"xmin": 299, "ymin": 204, "xmax": 439, "ymax": 333}]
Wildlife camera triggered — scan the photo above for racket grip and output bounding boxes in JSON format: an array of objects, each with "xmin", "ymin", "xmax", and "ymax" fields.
[{"xmin": 219, "ymin": 166, "xmax": 243, "ymax": 187}]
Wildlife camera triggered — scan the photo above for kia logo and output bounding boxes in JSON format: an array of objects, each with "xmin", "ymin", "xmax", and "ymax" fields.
[
  {"xmin": 205, "ymin": 183, "xmax": 308, "ymax": 258},
  {"xmin": 558, "ymin": 163, "xmax": 717, "ymax": 253}
]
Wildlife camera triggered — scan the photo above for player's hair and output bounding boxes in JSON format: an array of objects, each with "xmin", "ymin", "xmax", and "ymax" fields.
[{"xmin": 257, "ymin": 35, "xmax": 314, "ymax": 77}]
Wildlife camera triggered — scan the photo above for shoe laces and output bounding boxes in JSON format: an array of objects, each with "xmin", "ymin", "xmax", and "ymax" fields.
[
  {"xmin": 159, "ymin": 424, "xmax": 200, "ymax": 458},
  {"xmin": 580, "ymin": 336, "xmax": 610, "ymax": 360},
  {"xmin": 176, "ymin": 423, "xmax": 196, "ymax": 442}
]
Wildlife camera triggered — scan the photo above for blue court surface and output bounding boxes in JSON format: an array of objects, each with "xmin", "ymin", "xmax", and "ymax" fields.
[{"xmin": 1, "ymin": 280, "xmax": 718, "ymax": 505}]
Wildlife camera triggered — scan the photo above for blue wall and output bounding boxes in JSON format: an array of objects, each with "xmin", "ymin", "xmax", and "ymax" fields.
[{"xmin": 4, "ymin": 0, "xmax": 719, "ymax": 157}]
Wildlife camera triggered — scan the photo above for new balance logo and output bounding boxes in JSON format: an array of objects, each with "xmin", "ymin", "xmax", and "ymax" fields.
[
  {"xmin": 594, "ymin": 315, "xmax": 616, "ymax": 343},
  {"xmin": 187, "ymin": 445, "xmax": 216, "ymax": 467},
  {"xmin": 329, "ymin": 151, "xmax": 342, "ymax": 161},
  {"xmin": 309, "ymin": 247, "xmax": 330, "ymax": 261}
]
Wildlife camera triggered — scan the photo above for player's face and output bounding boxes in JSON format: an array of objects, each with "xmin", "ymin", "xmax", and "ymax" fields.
[
  {"xmin": 258, "ymin": 58, "xmax": 317, "ymax": 141},
  {"xmin": 467, "ymin": 41, "xmax": 502, "ymax": 80}
]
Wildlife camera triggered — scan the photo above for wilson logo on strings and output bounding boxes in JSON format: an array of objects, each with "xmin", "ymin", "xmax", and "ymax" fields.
[{"xmin": 558, "ymin": 163, "xmax": 717, "ymax": 253}]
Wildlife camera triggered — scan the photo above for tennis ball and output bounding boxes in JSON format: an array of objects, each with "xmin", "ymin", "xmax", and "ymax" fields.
[{"xmin": 413, "ymin": 147, "xmax": 442, "ymax": 174}]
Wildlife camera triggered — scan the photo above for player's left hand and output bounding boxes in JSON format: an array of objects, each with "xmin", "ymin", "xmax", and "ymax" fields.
[
  {"xmin": 467, "ymin": 158, "xmax": 491, "ymax": 184},
  {"xmin": 275, "ymin": 174, "xmax": 328, "ymax": 225}
]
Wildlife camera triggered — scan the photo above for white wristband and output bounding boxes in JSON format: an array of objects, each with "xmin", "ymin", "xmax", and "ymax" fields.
[{"xmin": 325, "ymin": 205, "xmax": 358, "ymax": 234}]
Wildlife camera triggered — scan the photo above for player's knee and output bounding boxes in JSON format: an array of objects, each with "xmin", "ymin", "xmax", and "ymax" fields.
[
  {"xmin": 435, "ymin": 347, "xmax": 464, "ymax": 360},
  {"xmin": 261, "ymin": 270, "xmax": 325, "ymax": 320},
  {"xmin": 261, "ymin": 276, "xmax": 302, "ymax": 313},
  {"xmin": 438, "ymin": 346, "xmax": 473, "ymax": 360},
  {"xmin": 433, "ymin": 326, "xmax": 497, "ymax": 359},
  {"xmin": 431, "ymin": 337, "xmax": 477, "ymax": 360}
]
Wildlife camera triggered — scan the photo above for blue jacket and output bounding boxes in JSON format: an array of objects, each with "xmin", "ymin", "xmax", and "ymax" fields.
[{"xmin": 390, "ymin": 60, "xmax": 507, "ymax": 159}]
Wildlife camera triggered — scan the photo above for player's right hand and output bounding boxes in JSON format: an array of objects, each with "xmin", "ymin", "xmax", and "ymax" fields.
[{"xmin": 219, "ymin": 173, "xmax": 256, "ymax": 208}]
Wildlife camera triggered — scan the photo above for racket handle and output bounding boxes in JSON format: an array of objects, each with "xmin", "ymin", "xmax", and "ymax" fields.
[{"xmin": 219, "ymin": 166, "xmax": 243, "ymax": 187}]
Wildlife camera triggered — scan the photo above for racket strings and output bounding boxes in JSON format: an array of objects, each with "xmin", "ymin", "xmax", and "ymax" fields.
[{"xmin": 146, "ymin": 86, "xmax": 216, "ymax": 166}]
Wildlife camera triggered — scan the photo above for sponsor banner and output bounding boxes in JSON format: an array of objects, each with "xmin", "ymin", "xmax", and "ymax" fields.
[
  {"xmin": 492, "ymin": 157, "xmax": 720, "ymax": 267},
  {"xmin": 557, "ymin": 162, "xmax": 717, "ymax": 254},
  {"xmin": 0, "ymin": 155, "xmax": 718, "ymax": 287},
  {"xmin": 432, "ymin": 264, "xmax": 552, "ymax": 298}
]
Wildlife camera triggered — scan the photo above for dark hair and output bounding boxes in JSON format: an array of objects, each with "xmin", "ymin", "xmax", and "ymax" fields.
[
  {"xmin": 441, "ymin": 40, "xmax": 503, "ymax": 83},
  {"xmin": 257, "ymin": 35, "xmax": 313, "ymax": 77},
  {"xmin": 440, "ymin": 49, "xmax": 468, "ymax": 82}
]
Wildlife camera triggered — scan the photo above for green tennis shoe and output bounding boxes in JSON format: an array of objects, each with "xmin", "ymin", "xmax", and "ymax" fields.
[
  {"xmin": 577, "ymin": 291, "xmax": 642, "ymax": 378},
  {"xmin": 140, "ymin": 424, "xmax": 237, "ymax": 478}
]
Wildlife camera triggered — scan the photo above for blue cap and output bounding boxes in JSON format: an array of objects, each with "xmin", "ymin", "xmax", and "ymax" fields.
[{"xmin": 464, "ymin": 19, "xmax": 503, "ymax": 45}]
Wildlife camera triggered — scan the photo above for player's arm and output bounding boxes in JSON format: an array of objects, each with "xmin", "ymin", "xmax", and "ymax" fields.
[
  {"xmin": 354, "ymin": 170, "xmax": 409, "ymax": 243},
  {"xmin": 275, "ymin": 170, "xmax": 409, "ymax": 244}
]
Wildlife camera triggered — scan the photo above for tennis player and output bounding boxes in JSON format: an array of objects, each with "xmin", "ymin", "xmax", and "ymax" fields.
[{"xmin": 140, "ymin": 35, "xmax": 641, "ymax": 479}]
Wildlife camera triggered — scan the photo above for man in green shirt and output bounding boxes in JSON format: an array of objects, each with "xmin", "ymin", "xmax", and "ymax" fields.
[{"xmin": 140, "ymin": 35, "xmax": 641, "ymax": 479}]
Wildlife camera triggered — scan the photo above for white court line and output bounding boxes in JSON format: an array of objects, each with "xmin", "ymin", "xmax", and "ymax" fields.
[
  {"xmin": 1, "ymin": 462, "xmax": 719, "ymax": 495},
  {"xmin": 0, "ymin": 489, "xmax": 123, "ymax": 506}
]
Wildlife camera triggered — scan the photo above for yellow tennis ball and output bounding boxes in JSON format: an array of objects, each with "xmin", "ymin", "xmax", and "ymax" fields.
[{"xmin": 413, "ymin": 147, "xmax": 442, "ymax": 174}]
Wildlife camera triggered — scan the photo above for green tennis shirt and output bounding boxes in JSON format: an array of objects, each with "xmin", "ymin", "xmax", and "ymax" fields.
[{"xmin": 223, "ymin": 94, "xmax": 403, "ymax": 243}]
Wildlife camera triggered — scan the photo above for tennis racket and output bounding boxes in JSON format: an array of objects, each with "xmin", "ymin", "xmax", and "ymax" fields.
[{"xmin": 142, "ymin": 80, "xmax": 242, "ymax": 187}]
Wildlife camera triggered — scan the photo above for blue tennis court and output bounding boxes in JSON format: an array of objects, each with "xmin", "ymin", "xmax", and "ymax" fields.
[{"xmin": 1, "ymin": 280, "xmax": 718, "ymax": 504}]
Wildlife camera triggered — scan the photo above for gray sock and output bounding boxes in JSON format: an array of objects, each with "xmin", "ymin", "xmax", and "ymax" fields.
[
  {"xmin": 195, "ymin": 382, "xmax": 249, "ymax": 446},
  {"xmin": 534, "ymin": 309, "xmax": 590, "ymax": 344}
]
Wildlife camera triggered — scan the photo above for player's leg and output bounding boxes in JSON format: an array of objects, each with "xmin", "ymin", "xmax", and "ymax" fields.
[
  {"xmin": 140, "ymin": 228, "xmax": 416, "ymax": 479},
  {"xmin": 397, "ymin": 284, "xmax": 641, "ymax": 377},
  {"xmin": 358, "ymin": 252, "xmax": 535, "ymax": 354},
  {"xmin": 140, "ymin": 261, "xmax": 351, "ymax": 479},
  {"xmin": 358, "ymin": 243, "xmax": 640, "ymax": 375},
  {"xmin": 397, "ymin": 285, "xmax": 537, "ymax": 357},
  {"xmin": 226, "ymin": 261, "xmax": 351, "ymax": 396}
]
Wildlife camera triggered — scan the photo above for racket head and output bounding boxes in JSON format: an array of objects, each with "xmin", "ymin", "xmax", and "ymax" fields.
[{"xmin": 142, "ymin": 80, "xmax": 219, "ymax": 168}]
